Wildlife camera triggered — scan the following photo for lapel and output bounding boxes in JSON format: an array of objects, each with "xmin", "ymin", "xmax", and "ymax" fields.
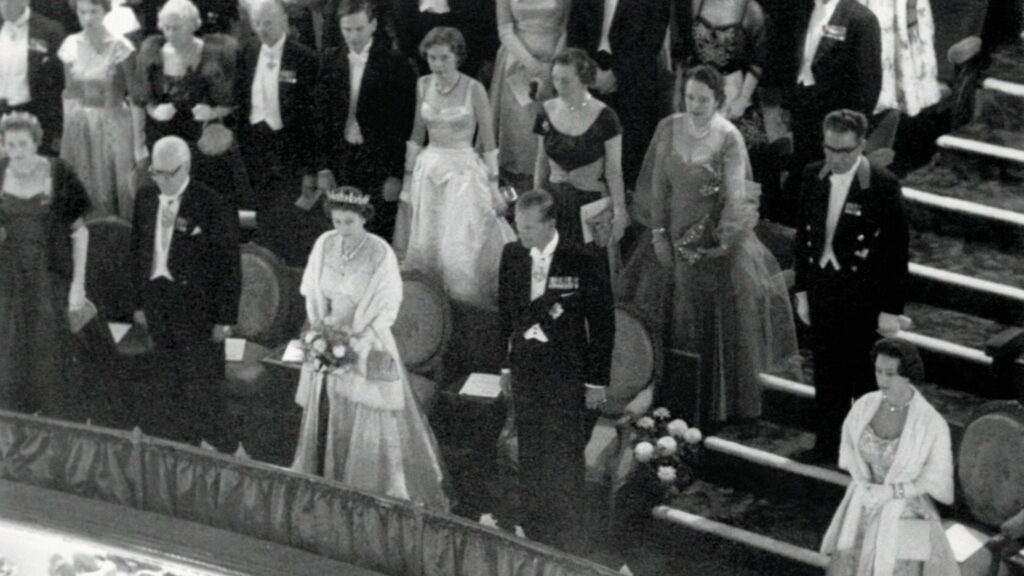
[
  {"xmin": 358, "ymin": 43, "xmax": 384, "ymax": 112},
  {"xmin": 812, "ymin": 0, "xmax": 852, "ymax": 68},
  {"xmin": 167, "ymin": 183, "xmax": 196, "ymax": 261},
  {"xmin": 607, "ymin": 0, "xmax": 629, "ymax": 46}
]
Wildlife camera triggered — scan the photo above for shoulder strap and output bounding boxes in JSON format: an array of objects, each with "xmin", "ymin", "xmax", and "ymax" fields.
[{"xmin": 462, "ymin": 76, "xmax": 474, "ymax": 107}]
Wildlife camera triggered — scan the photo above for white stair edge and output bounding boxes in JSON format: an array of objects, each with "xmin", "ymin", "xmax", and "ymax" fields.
[
  {"xmin": 902, "ymin": 187, "xmax": 1024, "ymax": 229},
  {"xmin": 652, "ymin": 506, "xmax": 831, "ymax": 569},
  {"xmin": 759, "ymin": 373, "xmax": 815, "ymax": 399},
  {"xmin": 936, "ymin": 135, "xmax": 1024, "ymax": 164},
  {"xmin": 982, "ymin": 77, "xmax": 1024, "ymax": 99},
  {"xmin": 909, "ymin": 262, "xmax": 1024, "ymax": 302},
  {"xmin": 896, "ymin": 331, "xmax": 993, "ymax": 366},
  {"xmin": 704, "ymin": 436, "xmax": 850, "ymax": 488}
]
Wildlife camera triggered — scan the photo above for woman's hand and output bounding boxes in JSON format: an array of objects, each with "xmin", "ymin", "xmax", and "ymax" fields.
[
  {"xmin": 148, "ymin": 103, "xmax": 177, "ymax": 122},
  {"xmin": 861, "ymin": 483, "xmax": 893, "ymax": 509},
  {"xmin": 724, "ymin": 96, "xmax": 751, "ymax": 120},
  {"xmin": 612, "ymin": 207, "xmax": 629, "ymax": 242},
  {"xmin": 191, "ymin": 104, "xmax": 216, "ymax": 122},
  {"xmin": 697, "ymin": 244, "xmax": 729, "ymax": 259},
  {"xmin": 652, "ymin": 236, "xmax": 673, "ymax": 269}
]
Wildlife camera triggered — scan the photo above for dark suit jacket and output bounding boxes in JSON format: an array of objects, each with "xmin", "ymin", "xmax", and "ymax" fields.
[
  {"xmin": 0, "ymin": 11, "xmax": 66, "ymax": 148},
  {"xmin": 499, "ymin": 238, "xmax": 615, "ymax": 409},
  {"xmin": 793, "ymin": 156, "xmax": 908, "ymax": 316},
  {"xmin": 393, "ymin": 0, "xmax": 497, "ymax": 76},
  {"xmin": 30, "ymin": 0, "xmax": 78, "ymax": 34},
  {"xmin": 236, "ymin": 37, "xmax": 319, "ymax": 173},
  {"xmin": 567, "ymin": 0, "xmax": 670, "ymax": 101},
  {"xmin": 130, "ymin": 180, "xmax": 242, "ymax": 328},
  {"xmin": 794, "ymin": 0, "xmax": 882, "ymax": 116},
  {"xmin": 315, "ymin": 40, "xmax": 416, "ymax": 182}
]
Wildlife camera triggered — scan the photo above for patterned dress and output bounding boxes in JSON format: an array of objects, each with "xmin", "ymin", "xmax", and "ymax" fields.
[{"xmin": 858, "ymin": 0, "xmax": 941, "ymax": 116}]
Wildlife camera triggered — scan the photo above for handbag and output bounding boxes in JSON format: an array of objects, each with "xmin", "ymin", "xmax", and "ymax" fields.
[
  {"xmin": 365, "ymin": 348, "xmax": 399, "ymax": 382},
  {"xmin": 197, "ymin": 120, "xmax": 234, "ymax": 156},
  {"xmin": 896, "ymin": 517, "xmax": 932, "ymax": 561}
]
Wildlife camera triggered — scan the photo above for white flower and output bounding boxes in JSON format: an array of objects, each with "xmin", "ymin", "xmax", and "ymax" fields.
[
  {"xmin": 303, "ymin": 331, "xmax": 318, "ymax": 344},
  {"xmin": 683, "ymin": 428, "xmax": 703, "ymax": 444},
  {"xmin": 634, "ymin": 442, "xmax": 655, "ymax": 463},
  {"xmin": 331, "ymin": 344, "xmax": 347, "ymax": 358},
  {"xmin": 636, "ymin": 416, "xmax": 655, "ymax": 430},
  {"xmin": 549, "ymin": 302, "xmax": 564, "ymax": 319},
  {"xmin": 652, "ymin": 407, "xmax": 671, "ymax": 420},
  {"xmin": 656, "ymin": 436, "xmax": 678, "ymax": 456},
  {"xmin": 312, "ymin": 338, "xmax": 327, "ymax": 353},
  {"xmin": 667, "ymin": 419, "xmax": 689, "ymax": 437},
  {"xmin": 657, "ymin": 465, "xmax": 677, "ymax": 484}
]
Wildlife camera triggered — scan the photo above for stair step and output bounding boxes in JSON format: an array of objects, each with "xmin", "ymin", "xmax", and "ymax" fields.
[
  {"xmin": 982, "ymin": 77, "xmax": 1024, "ymax": 99},
  {"xmin": 902, "ymin": 186, "xmax": 1024, "ymax": 252},
  {"xmin": 937, "ymin": 134, "xmax": 1024, "ymax": 164},
  {"xmin": 911, "ymin": 231, "xmax": 1024, "ymax": 297},
  {"xmin": 908, "ymin": 262, "xmax": 1024, "ymax": 326},
  {"xmin": 904, "ymin": 302, "xmax": 1007, "ymax": 353}
]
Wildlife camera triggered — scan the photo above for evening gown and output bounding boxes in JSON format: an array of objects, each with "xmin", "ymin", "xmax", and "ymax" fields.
[
  {"xmin": 858, "ymin": 0, "xmax": 941, "ymax": 116},
  {"xmin": 59, "ymin": 32, "xmax": 137, "ymax": 220},
  {"xmin": 0, "ymin": 159, "xmax": 90, "ymax": 417},
  {"xmin": 534, "ymin": 104, "xmax": 622, "ymax": 247},
  {"xmin": 291, "ymin": 232, "xmax": 450, "ymax": 512},
  {"xmin": 398, "ymin": 76, "xmax": 517, "ymax": 310},
  {"xmin": 489, "ymin": 0, "xmax": 569, "ymax": 182},
  {"xmin": 137, "ymin": 34, "xmax": 251, "ymax": 209},
  {"xmin": 618, "ymin": 113, "xmax": 801, "ymax": 424}
]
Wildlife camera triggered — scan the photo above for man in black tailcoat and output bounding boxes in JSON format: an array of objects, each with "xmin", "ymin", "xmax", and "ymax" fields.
[
  {"xmin": 793, "ymin": 110, "xmax": 908, "ymax": 462},
  {"xmin": 775, "ymin": 0, "xmax": 881, "ymax": 224},
  {"xmin": 567, "ymin": 0, "xmax": 670, "ymax": 189},
  {"xmin": 130, "ymin": 136, "xmax": 241, "ymax": 447},
  {"xmin": 498, "ymin": 189, "xmax": 615, "ymax": 550},
  {"xmin": 236, "ymin": 0, "xmax": 321, "ymax": 265},
  {"xmin": 0, "ymin": 0, "xmax": 65, "ymax": 154},
  {"xmin": 392, "ymin": 0, "xmax": 496, "ymax": 78},
  {"xmin": 315, "ymin": 0, "xmax": 416, "ymax": 240}
]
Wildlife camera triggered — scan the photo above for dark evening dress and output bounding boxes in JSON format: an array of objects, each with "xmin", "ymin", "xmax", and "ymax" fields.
[
  {"xmin": 136, "ymin": 34, "xmax": 251, "ymax": 209},
  {"xmin": 0, "ymin": 158, "xmax": 90, "ymax": 417},
  {"xmin": 534, "ymin": 105, "xmax": 622, "ymax": 246}
]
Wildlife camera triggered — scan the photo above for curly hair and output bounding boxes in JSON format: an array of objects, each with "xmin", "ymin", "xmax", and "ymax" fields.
[
  {"xmin": 0, "ymin": 112, "xmax": 44, "ymax": 144},
  {"xmin": 683, "ymin": 64, "xmax": 726, "ymax": 107},
  {"xmin": 871, "ymin": 338, "xmax": 926, "ymax": 385},
  {"xmin": 551, "ymin": 48, "xmax": 597, "ymax": 87}
]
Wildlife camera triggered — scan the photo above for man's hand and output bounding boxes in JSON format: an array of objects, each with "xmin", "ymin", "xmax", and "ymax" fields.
[
  {"xmin": 382, "ymin": 176, "xmax": 402, "ymax": 202},
  {"xmin": 148, "ymin": 103, "xmax": 177, "ymax": 122},
  {"xmin": 594, "ymin": 69, "xmax": 617, "ymax": 94},
  {"xmin": 211, "ymin": 324, "xmax": 232, "ymax": 343},
  {"xmin": 795, "ymin": 291, "xmax": 811, "ymax": 326},
  {"xmin": 585, "ymin": 386, "xmax": 607, "ymax": 410},
  {"xmin": 68, "ymin": 282, "xmax": 86, "ymax": 310},
  {"xmin": 724, "ymin": 97, "xmax": 751, "ymax": 120},
  {"xmin": 877, "ymin": 312, "xmax": 901, "ymax": 337},
  {"xmin": 133, "ymin": 309, "xmax": 147, "ymax": 327},
  {"xmin": 191, "ymin": 103, "xmax": 215, "ymax": 122},
  {"xmin": 499, "ymin": 371, "xmax": 512, "ymax": 398},
  {"xmin": 652, "ymin": 236, "xmax": 673, "ymax": 269}
]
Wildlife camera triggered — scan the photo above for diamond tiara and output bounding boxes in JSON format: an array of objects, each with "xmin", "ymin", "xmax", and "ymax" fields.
[{"xmin": 325, "ymin": 186, "xmax": 371, "ymax": 205}]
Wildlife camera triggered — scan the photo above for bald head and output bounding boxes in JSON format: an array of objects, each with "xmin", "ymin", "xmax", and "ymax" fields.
[
  {"xmin": 150, "ymin": 137, "xmax": 191, "ymax": 195},
  {"xmin": 250, "ymin": 0, "xmax": 289, "ymax": 46}
]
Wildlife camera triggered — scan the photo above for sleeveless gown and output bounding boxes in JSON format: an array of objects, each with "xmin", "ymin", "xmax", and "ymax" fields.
[
  {"xmin": 59, "ymin": 33, "xmax": 137, "ymax": 221},
  {"xmin": 398, "ymin": 77, "xmax": 517, "ymax": 310},
  {"xmin": 291, "ymin": 233, "xmax": 449, "ymax": 511},
  {"xmin": 619, "ymin": 113, "xmax": 801, "ymax": 424}
]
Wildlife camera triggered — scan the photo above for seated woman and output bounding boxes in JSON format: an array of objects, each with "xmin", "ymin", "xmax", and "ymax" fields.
[
  {"xmin": 821, "ymin": 338, "xmax": 959, "ymax": 576},
  {"xmin": 618, "ymin": 65, "xmax": 800, "ymax": 425},
  {"xmin": 0, "ymin": 112, "xmax": 92, "ymax": 419},
  {"xmin": 292, "ymin": 187, "xmax": 450, "ymax": 512},
  {"xmin": 394, "ymin": 26, "xmax": 516, "ymax": 311}
]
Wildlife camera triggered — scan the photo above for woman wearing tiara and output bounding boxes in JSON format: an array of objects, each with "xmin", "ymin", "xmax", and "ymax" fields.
[
  {"xmin": 393, "ymin": 26, "xmax": 516, "ymax": 311},
  {"xmin": 292, "ymin": 187, "xmax": 450, "ymax": 512}
]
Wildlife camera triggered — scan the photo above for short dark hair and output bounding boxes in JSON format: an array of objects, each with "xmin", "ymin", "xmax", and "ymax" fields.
[
  {"xmin": 871, "ymin": 338, "xmax": 925, "ymax": 385},
  {"xmin": 78, "ymin": 0, "xmax": 113, "ymax": 12},
  {"xmin": 419, "ymin": 26, "xmax": 466, "ymax": 66},
  {"xmin": 323, "ymin": 187, "xmax": 375, "ymax": 221},
  {"xmin": 0, "ymin": 111, "xmax": 44, "ymax": 144},
  {"xmin": 337, "ymin": 0, "xmax": 375, "ymax": 21},
  {"xmin": 823, "ymin": 109, "xmax": 869, "ymax": 140},
  {"xmin": 551, "ymin": 48, "xmax": 597, "ymax": 86},
  {"xmin": 683, "ymin": 64, "xmax": 726, "ymax": 106},
  {"xmin": 515, "ymin": 189, "xmax": 557, "ymax": 222}
]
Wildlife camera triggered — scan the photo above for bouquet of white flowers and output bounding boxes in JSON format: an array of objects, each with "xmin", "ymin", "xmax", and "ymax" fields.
[
  {"xmin": 300, "ymin": 323, "xmax": 355, "ymax": 372},
  {"xmin": 630, "ymin": 406, "xmax": 703, "ymax": 498}
]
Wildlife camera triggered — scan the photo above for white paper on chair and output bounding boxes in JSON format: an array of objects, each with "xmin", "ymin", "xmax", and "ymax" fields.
[
  {"xmin": 459, "ymin": 373, "xmax": 503, "ymax": 399},
  {"xmin": 505, "ymin": 66, "xmax": 535, "ymax": 107},
  {"xmin": 281, "ymin": 339, "xmax": 305, "ymax": 363},
  {"xmin": 224, "ymin": 338, "xmax": 247, "ymax": 362},
  {"xmin": 107, "ymin": 322, "xmax": 132, "ymax": 344},
  {"xmin": 579, "ymin": 197, "xmax": 612, "ymax": 244},
  {"xmin": 945, "ymin": 522, "xmax": 987, "ymax": 562}
]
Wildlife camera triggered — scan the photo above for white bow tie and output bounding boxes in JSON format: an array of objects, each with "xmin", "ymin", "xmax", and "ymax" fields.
[
  {"xmin": 348, "ymin": 51, "xmax": 369, "ymax": 65},
  {"xmin": 523, "ymin": 323, "xmax": 549, "ymax": 343},
  {"xmin": 530, "ymin": 248, "xmax": 550, "ymax": 262}
]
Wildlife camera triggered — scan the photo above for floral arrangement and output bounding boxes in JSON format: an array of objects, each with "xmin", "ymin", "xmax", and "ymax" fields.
[
  {"xmin": 631, "ymin": 407, "xmax": 703, "ymax": 498},
  {"xmin": 301, "ymin": 323, "xmax": 355, "ymax": 372}
]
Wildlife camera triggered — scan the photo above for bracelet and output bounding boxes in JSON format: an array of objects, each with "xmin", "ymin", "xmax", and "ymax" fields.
[{"xmin": 651, "ymin": 227, "xmax": 667, "ymax": 235}]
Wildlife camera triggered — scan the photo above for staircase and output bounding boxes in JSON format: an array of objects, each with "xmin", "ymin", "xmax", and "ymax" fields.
[{"xmin": 649, "ymin": 39, "xmax": 1024, "ymax": 575}]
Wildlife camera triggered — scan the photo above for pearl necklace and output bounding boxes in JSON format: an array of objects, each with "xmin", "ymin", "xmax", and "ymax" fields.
[
  {"xmin": 689, "ymin": 115, "xmax": 713, "ymax": 139},
  {"xmin": 435, "ymin": 74, "xmax": 461, "ymax": 96},
  {"xmin": 882, "ymin": 392, "xmax": 913, "ymax": 413},
  {"xmin": 340, "ymin": 234, "xmax": 368, "ymax": 263},
  {"xmin": 565, "ymin": 93, "xmax": 591, "ymax": 112}
]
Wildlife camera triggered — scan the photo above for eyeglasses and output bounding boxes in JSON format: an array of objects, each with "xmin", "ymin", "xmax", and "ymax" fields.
[
  {"xmin": 822, "ymin": 144, "xmax": 862, "ymax": 154},
  {"xmin": 149, "ymin": 164, "xmax": 184, "ymax": 179}
]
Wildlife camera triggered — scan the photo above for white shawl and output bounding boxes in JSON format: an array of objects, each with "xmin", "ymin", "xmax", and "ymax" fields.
[{"xmin": 820, "ymin": 389, "xmax": 956, "ymax": 576}]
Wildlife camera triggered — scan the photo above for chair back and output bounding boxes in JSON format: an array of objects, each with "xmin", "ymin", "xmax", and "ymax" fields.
[{"xmin": 959, "ymin": 400, "xmax": 1024, "ymax": 528}]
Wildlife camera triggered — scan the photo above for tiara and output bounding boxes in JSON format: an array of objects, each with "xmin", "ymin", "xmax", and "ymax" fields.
[{"xmin": 325, "ymin": 186, "xmax": 370, "ymax": 205}]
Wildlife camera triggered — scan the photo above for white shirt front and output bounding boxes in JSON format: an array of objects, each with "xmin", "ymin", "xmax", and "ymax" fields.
[
  {"xmin": 150, "ymin": 178, "xmax": 190, "ymax": 281},
  {"xmin": 250, "ymin": 35, "xmax": 285, "ymax": 130},
  {"xmin": 529, "ymin": 231, "xmax": 559, "ymax": 301},
  {"xmin": 345, "ymin": 39, "xmax": 373, "ymax": 144},
  {"xmin": 598, "ymin": 0, "xmax": 619, "ymax": 54},
  {"xmin": 0, "ymin": 7, "xmax": 32, "ymax": 105},
  {"xmin": 798, "ymin": 0, "xmax": 841, "ymax": 87},
  {"xmin": 820, "ymin": 157, "xmax": 860, "ymax": 270}
]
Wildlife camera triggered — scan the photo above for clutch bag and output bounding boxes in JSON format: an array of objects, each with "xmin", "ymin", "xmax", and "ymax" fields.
[
  {"xmin": 197, "ymin": 121, "xmax": 234, "ymax": 156},
  {"xmin": 672, "ymin": 214, "xmax": 717, "ymax": 264},
  {"xmin": 896, "ymin": 517, "xmax": 932, "ymax": 561},
  {"xmin": 366, "ymin": 349, "xmax": 400, "ymax": 382}
]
